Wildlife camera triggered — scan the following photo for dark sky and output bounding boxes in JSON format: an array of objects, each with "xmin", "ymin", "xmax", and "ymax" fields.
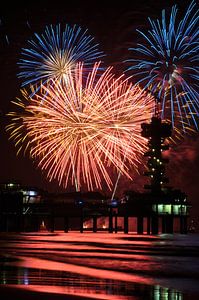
[{"xmin": 0, "ymin": 0, "xmax": 199, "ymax": 219}]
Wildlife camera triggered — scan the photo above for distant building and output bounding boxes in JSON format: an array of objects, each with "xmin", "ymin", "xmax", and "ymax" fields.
[
  {"xmin": 0, "ymin": 182, "xmax": 42, "ymax": 204},
  {"xmin": 0, "ymin": 182, "xmax": 43, "ymax": 231}
]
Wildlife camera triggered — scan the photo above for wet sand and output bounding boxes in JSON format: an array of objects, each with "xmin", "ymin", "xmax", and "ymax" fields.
[
  {"xmin": 0, "ymin": 285, "xmax": 106, "ymax": 300},
  {"xmin": 0, "ymin": 232, "xmax": 199, "ymax": 299}
]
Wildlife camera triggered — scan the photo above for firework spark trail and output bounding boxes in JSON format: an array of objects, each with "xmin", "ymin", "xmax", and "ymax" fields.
[
  {"xmin": 7, "ymin": 63, "xmax": 154, "ymax": 191},
  {"xmin": 125, "ymin": 1, "xmax": 199, "ymax": 133},
  {"xmin": 18, "ymin": 23, "xmax": 104, "ymax": 89}
]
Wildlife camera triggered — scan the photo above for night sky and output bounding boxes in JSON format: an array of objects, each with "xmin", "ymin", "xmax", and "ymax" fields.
[{"xmin": 0, "ymin": 0, "xmax": 199, "ymax": 219}]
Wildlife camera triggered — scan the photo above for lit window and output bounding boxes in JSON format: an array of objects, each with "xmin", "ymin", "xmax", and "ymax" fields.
[{"xmin": 28, "ymin": 191, "xmax": 37, "ymax": 196}]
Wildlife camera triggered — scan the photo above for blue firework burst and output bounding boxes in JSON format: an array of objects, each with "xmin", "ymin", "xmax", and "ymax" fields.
[
  {"xmin": 125, "ymin": 1, "xmax": 199, "ymax": 132},
  {"xmin": 18, "ymin": 23, "xmax": 104, "ymax": 87}
]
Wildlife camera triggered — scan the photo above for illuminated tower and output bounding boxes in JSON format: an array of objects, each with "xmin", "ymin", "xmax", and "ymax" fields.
[{"xmin": 141, "ymin": 116, "xmax": 172, "ymax": 194}]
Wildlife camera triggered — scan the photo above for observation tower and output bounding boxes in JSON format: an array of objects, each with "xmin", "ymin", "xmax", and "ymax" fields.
[
  {"xmin": 141, "ymin": 116, "xmax": 171, "ymax": 194},
  {"xmin": 139, "ymin": 98, "xmax": 189, "ymax": 234}
]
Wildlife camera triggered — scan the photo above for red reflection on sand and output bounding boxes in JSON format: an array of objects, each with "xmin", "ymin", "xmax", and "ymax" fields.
[
  {"xmin": 0, "ymin": 232, "xmax": 156, "ymax": 252},
  {"xmin": 9, "ymin": 255, "xmax": 153, "ymax": 285},
  {"xmin": 24, "ymin": 232, "xmax": 158, "ymax": 244},
  {"xmin": 0, "ymin": 284, "xmax": 136, "ymax": 300},
  {"xmin": 0, "ymin": 231, "xmax": 155, "ymax": 299},
  {"xmin": 22, "ymin": 285, "xmax": 135, "ymax": 299}
]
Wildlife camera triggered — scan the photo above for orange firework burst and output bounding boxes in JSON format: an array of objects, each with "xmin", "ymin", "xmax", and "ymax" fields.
[{"xmin": 7, "ymin": 62, "xmax": 154, "ymax": 191}]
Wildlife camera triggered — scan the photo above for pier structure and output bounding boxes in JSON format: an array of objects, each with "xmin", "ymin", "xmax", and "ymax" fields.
[
  {"xmin": 0, "ymin": 182, "xmax": 189, "ymax": 234},
  {"xmin": 0, "ymin": 114, "xmax": 190, "ymax": 234},
  {"xmin": 0, "ymin": 114, "xmax": 190, "ymax": 235}
]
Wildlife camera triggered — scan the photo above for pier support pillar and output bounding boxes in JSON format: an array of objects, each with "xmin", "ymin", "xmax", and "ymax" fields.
[
  {"xmin": 109, "ymin": 212, "xmax": 113, "ymax": 233},
  {"xmin": 93, "ymin": 216, "xmax": 97, "ymax": 233},
  {"xmin": 114, "ymin": 215, "xmax": 118, "ymax": 233},
  {"xmin": 180, "ymin": 216, "xmax": 187, "ymax": 234},
  {"xmin": 64, "ymin": 216, "xmax": 69, "ymax": 233},
  {"xmin": 162, "ymin": 216, "xmax": 166, "ymax": 233},
  {"xmin": 50, "ymin": 215, "xmax": 55, "ymax": 233},
  {"xmin": 147, "ymin": 216, "xmax": 151, "ymax": 235},
  {"xmin": 166, "ymin": 215, "xmax": 174, "ymax": 233},
  {"xmin": 124, "ymin": 216, "xmax": 128, "ymax": 234},
  {"xmin": 80, "ymin": 214, "xmax": 84, "ymax": 233},
  {"xmin": 137, "ymin": 216, "xmax": 143, "ymax": 234},
  {"xmin": 151, "ymin": 215, "xmax": 158, "ymax": 234}
]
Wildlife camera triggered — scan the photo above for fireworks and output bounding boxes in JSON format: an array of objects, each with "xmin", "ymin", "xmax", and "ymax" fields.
[
  {"xmin": 7, "ymin": 63, "xmax": 154, "ymax": 191},
  {"xmin": 18, "ymin": 23, "xmax": 104, "ymax": 87},
  {"xmin": 125, "ymin": 1, "xmax": 199, "ymax": 132}
]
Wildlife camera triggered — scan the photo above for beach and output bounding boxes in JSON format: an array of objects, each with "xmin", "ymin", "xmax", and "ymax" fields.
[{"xmin": 0, "ymin": 232, "xmax": 199, "ymax": 299}]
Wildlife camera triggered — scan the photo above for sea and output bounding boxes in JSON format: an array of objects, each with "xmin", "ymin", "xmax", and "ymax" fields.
[{"xmin": 0, "ymin": 232, "xmax": 199, "ymax": 300}]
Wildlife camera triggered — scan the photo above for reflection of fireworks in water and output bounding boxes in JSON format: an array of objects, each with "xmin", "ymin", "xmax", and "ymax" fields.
[
  {"xmin": 125, "ymin": 1, "xmax": 199, "ymax": 132},
  {"xmin": 7, "ymin": 63, "xmax": 154, "ymax": 191},
  {"xmin": 18, "ymin": 23, "xmax": 104, "ymax": 87}
]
